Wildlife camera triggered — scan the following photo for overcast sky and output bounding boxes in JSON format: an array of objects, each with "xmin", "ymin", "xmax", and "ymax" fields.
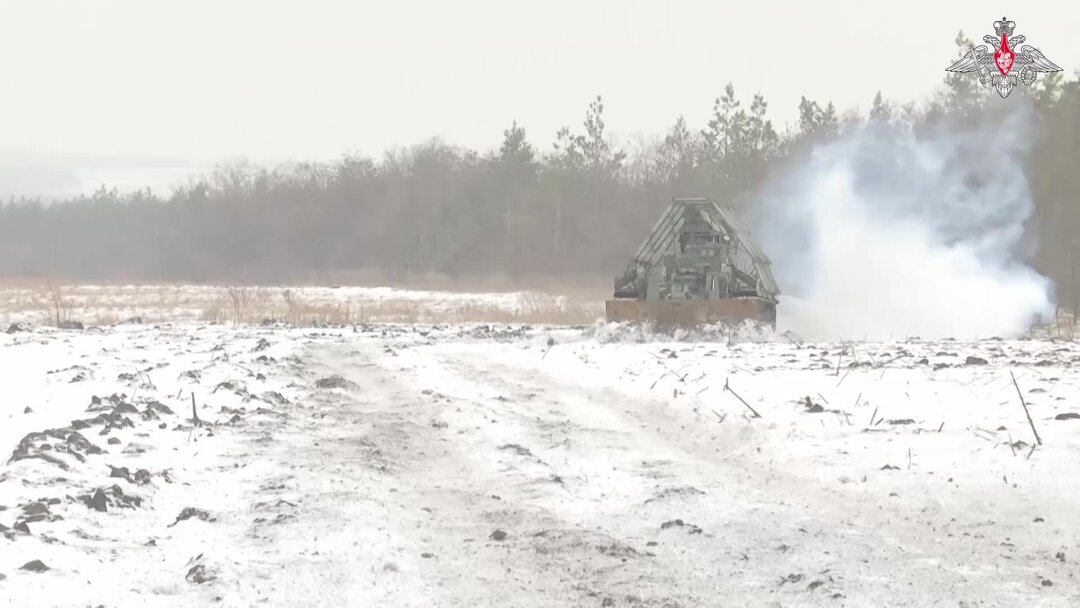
[{"xmin": 0, "ymin": 0, "xmax": 1076, "ymax": 198}]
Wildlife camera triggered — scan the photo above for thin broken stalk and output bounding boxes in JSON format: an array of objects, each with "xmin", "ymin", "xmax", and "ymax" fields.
[
  {"xmin": 836, "ymin": 362, "xmax": 854, "ymax": 387},
  {"xmin": 723, "ymin": 379, "xmax": 761, "ymax": 418},
  {"xmin": 191, "ymin": 393, "xmax": 201, "ymax": 427},
  {"xmin": 541, "ymin": 337, "xmax": 555, "ymax": 360},
  {"xmin": 1010, "ymin": 371, "xmax": 1042, "ymax": 446}
]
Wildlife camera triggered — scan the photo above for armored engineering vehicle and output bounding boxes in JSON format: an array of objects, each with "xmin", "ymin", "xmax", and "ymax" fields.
[{"xmin": 606, "ymin": 197, "xmax": 779, "ymax": 328}]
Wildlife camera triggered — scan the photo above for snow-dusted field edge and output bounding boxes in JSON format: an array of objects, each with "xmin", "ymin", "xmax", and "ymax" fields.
[
  {"xmin": 0, "ymin": 284, "xmax": 603, "ymax": 325},
  {"xmin": 2, "ymin": 322, "xmax": 1079, "ymax": 606}
]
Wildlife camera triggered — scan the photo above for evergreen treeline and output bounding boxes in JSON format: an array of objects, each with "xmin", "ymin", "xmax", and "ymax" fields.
[{"xmin": 1, "ymin": 34, "xmax": 1078, "ymax": 304}]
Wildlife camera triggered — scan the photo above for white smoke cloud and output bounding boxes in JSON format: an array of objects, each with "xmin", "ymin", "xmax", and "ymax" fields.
[{"xmin": 751, "ymin": 103, "xmax": 1055, "ymax": 341}]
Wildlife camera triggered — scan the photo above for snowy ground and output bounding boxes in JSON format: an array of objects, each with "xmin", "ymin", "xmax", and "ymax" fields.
[{"xmin": 2, "ymin": 320, "xmax": 1080, "ymax": 607}]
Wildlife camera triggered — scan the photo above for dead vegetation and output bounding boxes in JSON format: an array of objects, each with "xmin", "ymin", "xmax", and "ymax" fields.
[
  {"xmin": 0, "ymin": 283, "xmax": 603, "ymax": 327},
  {"xmin": 199, "ymin": 286, "xmax": 601, "ymax": 326},
  {"xmin": 1027, "ymin": 308, "xmax": 1080, "ymax": 339},
  {"xmin": 46, "ymin": 284, "xmax": 76, "ymax": 327}
]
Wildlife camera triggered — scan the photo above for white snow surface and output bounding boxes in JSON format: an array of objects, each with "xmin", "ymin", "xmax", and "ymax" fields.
[{"xmin": 2, "ymin": 322, "xmax": 1079, "ymax": 606}]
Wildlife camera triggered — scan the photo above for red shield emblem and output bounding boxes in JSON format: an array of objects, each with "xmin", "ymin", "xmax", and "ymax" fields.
[{"xmin": 994, "ymin": 34, "xmax": 1014, "ymax": 76}]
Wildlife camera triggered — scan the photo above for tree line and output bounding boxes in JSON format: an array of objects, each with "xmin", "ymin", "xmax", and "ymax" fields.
[{"xmin": 1, "ymin": 33, "xmax": 1079, "ymax": 306}]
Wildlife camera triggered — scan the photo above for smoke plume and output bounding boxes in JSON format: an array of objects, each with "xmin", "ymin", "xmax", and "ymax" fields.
[{"xmin": 752, "ymin": 104, "xmax": 1055, "ymax": 341}]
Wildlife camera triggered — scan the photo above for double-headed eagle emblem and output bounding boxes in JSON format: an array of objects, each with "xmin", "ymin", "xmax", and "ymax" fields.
[{"xmin": 946, "ymin": 17, "xmax": 1062, "ymax": 98}]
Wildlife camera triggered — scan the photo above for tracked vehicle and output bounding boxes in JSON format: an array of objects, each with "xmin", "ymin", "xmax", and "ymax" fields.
[{"xmin": 606, "ymin": 197, "xmax": 779, "ymax": 328}]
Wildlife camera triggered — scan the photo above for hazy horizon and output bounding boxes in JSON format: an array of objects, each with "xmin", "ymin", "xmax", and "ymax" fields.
[{"xmin": 1, "ymin": 0, "xmax": 1077, "ymax": 199}]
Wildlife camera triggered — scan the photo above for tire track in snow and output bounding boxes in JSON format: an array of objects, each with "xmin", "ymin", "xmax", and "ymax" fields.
[
  {"xmin": 222, "ymin": 339, "xmax": 639, "ymax": 608},
  {"xmin": 315, "ymin": 340, "xmax": 674, "ymax": 607}
]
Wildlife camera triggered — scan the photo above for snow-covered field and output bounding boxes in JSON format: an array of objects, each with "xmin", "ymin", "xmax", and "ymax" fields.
[{"xmin": 3, "ymin": 317, "xmax": 1080, "ymax": 606}]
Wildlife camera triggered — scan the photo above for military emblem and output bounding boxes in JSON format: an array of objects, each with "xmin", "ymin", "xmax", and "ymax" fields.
[{"xmin": 946, "ymin": 17, "xmax": 1062, "ymax": 98}]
